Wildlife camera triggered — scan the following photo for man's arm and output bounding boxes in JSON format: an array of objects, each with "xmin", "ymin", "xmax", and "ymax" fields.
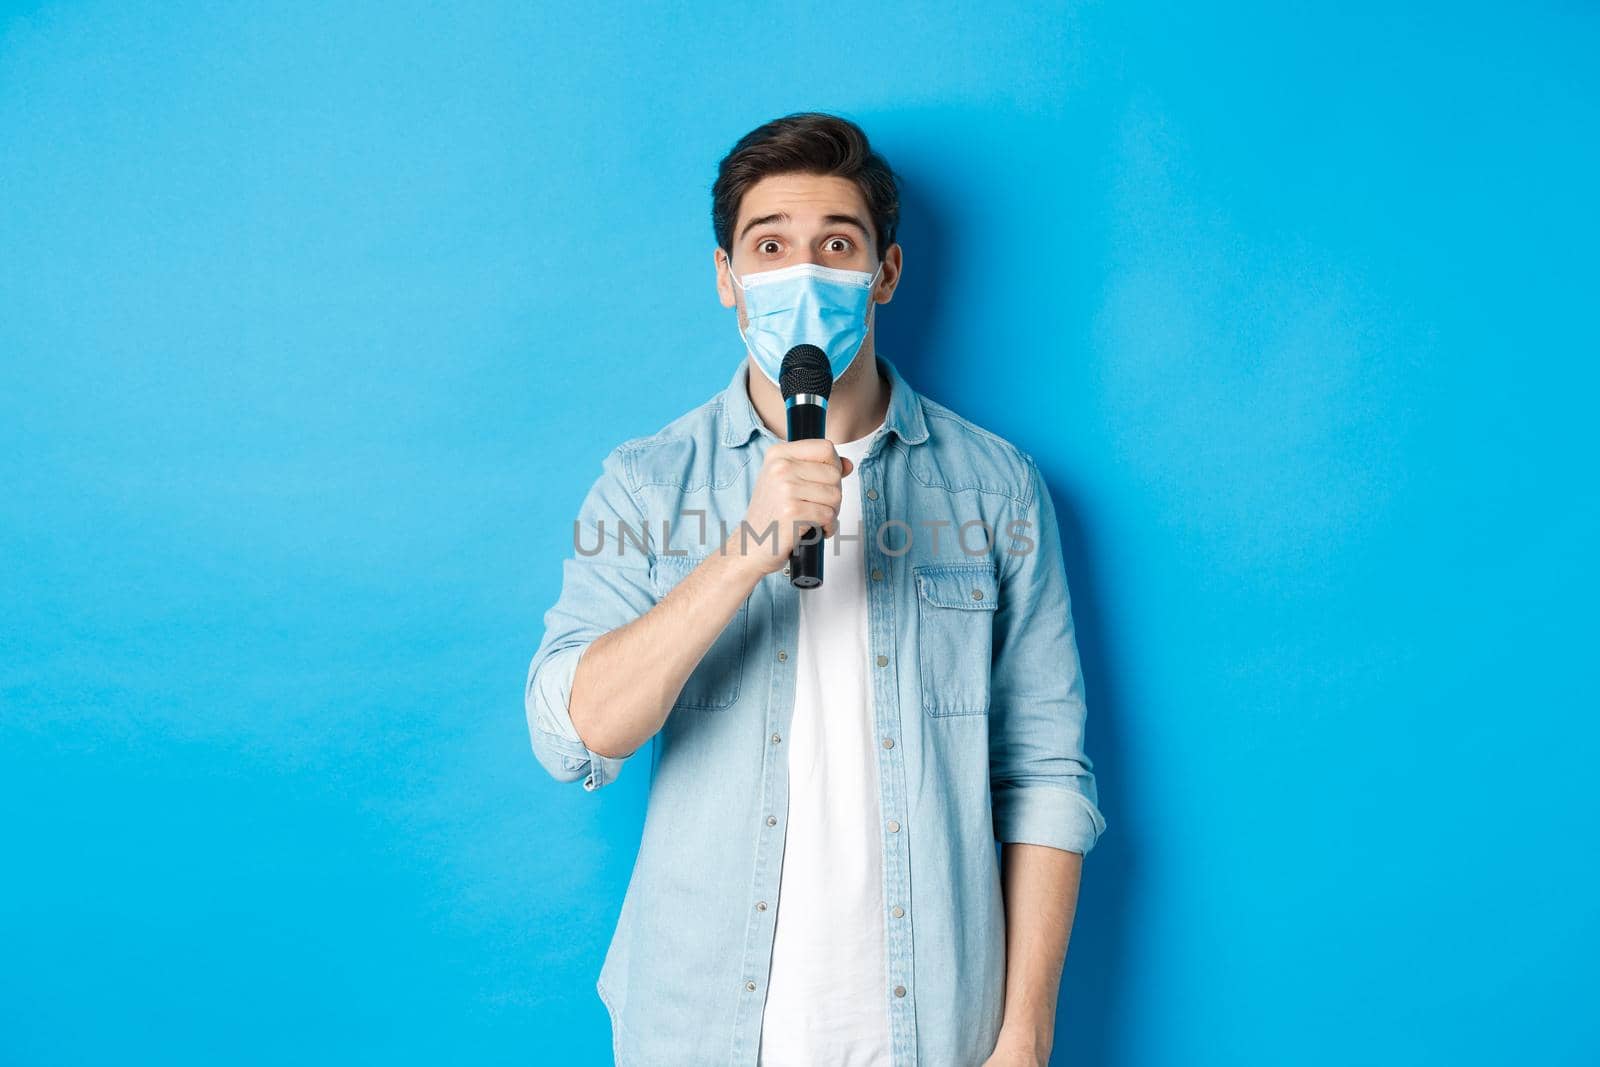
[
  {"xmin": 569, "ymin": 538, "xmax": 762, "ymax": 759},
  {"xmin": 525, "ymin": 438, "xmax": 851, "ymax": 789},
  {"xmin": 993, "ymin": 843, "xmax": 1082, "ymax": 1062},
  {"xmin": 524, "ymin": 444, "xmax": 659, "ymax": 790},
  {"xmin": 985, "ymin": 452, "xmax": 1106, "ymax": 1054}
]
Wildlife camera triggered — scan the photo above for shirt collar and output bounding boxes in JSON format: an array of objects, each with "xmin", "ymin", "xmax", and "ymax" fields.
[{"xmin": 718, "ymin": 352, "xmax": 930, "ymax": 449}]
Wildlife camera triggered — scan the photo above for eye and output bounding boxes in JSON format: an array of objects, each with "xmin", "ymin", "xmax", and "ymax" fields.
[
  {"xmin": 825, "ymin": 236, "xmax": 853, "ymax": 254},
  {"xmin": 757, "ymin": 239, "xmax": 782, "ymax": 255}
]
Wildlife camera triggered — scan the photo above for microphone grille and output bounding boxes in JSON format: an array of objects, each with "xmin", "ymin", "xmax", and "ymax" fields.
[{"xmin": 780, "ymin": 345, "xmax": 833, "ymax": 400}]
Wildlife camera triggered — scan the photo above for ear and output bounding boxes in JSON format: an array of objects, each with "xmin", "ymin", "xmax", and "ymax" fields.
[
  {"xmin": 715, "ymin": 248, "xmax": 736, "ymax": 309},
  {"xmin": 873, "ymin": 242, "xmax": 903, "ymax": 304}
]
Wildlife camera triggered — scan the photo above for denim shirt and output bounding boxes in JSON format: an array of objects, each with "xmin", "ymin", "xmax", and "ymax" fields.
[{"xmin": 524, "ymin": 353, "xmax": 1106, "ymax": 1067}]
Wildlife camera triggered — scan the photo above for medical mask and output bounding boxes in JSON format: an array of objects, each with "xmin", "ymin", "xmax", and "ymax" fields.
[{"xmin": 728, "ymin": 259, "xmax": 883, "ymax": 386}]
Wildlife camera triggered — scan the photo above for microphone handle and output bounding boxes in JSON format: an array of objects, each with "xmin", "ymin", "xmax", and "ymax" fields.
[{"xmin": 785, "ymin": 400, "xmax": 826, "ymax": 589}]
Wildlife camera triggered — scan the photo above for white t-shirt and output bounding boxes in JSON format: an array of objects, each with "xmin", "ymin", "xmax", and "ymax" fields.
[{"xmin": 758, "ymin": 418, "xmax": 891, "ymax": 1067}]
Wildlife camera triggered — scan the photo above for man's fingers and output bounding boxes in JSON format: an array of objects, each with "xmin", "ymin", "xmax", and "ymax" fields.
[
  {"xmin": 779, "ymin": 438, "xmax": 840, "ymax": 462},
  {"xmin": 783, "ymin": 501, "xmax": 837, "ymax": 534},
  {"xmin": 784, "ymin": 478, "xmax": 844, "ymax": 508},
  {"xmin": 787, "ymin": 458, "xmax": 847, "ymax": 485}
]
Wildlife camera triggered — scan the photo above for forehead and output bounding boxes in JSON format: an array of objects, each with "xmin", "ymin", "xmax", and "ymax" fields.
[{"xmin": 735, "ymin": 172, "xmax": 870, "ymax": 231}]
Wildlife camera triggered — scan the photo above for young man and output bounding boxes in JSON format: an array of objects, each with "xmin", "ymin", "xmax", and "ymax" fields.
[{"xmin": 524, "ymin": 112, "xmax": 1105, "ymax": 1067}]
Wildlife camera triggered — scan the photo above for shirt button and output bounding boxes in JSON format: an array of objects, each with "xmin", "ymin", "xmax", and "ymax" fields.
[
  {"xmin": 893, "ymin": 985, "xmax": 906, "ymax": 997},
  {"xmin": 756, "ymin": 901, "xmax": 768, "ymax": 911},
  {"xmin": 875, "ymin": 654, "xmax": 888, "ymax": 667},
  {"xmin": 782, "ymin": 562, "xmax": 791, "ymax": 576},
  {"xmin": 767, "ymin": 815, "xmax": 778, "ymax": 826},
  {"xmin": 870, "ymin": 567, "xmax": 883, "ymax": 581},
  {"xmin": 746, "ymin": 981, "xmax": 757, "ymax": 992},
  {"xmin": 887, "ymin": 819, "xmax": 900, "ymax": 832},
  {"xmin": 866, "ymin": 488, "xmax": 879, "ymax": 500},
  {"xmin": 772, "ymin": 732, "xmax": 782, "ymax": 744},
  {"xmin": 891, "ymin": 905, "xmax": 905, "ymax": 918},
  {"xmin": 882, "ymin": 737, "xmax": 894, "ymax": 749},
  {"xmin": 971, "ymin": 587, "xmax": 984, "ymax": 600},
  {"xmin": 777, "ymin": 649, "xmax": 787, "ymax": 661}
]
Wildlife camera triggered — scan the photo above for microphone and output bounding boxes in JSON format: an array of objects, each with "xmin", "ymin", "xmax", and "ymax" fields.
[{"xmin": 779, "ymin": 345, "xmax": 834, "ymax": 589}]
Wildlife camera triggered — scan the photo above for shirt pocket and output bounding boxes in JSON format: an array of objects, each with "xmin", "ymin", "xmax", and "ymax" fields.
[
  {"xmin": 650, "ymin": 552, "xmax": 749, "ymax": 711},
  {"xmin": 913, "ymin": 561, "xmax": 999, "ymax": 717}
]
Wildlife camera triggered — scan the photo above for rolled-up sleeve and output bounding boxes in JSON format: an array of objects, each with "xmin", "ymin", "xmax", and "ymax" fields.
[
  {"xmin": 525, "ymin": 444, "xmax": 657, "ymax": 792},
  {"xmin": 988, "ymin": 452, "xmax": 1107, "ymax": 854}
]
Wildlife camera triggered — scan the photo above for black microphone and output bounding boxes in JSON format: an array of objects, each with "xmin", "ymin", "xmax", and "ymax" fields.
[{"xmin": 779, "ymin": 345, "xmax": 834, "ymax": 589}]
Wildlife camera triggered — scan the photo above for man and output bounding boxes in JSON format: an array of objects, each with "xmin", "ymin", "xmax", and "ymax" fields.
[{"xmin": 524, "ymin": 112, "xmax": 1105, "ymax": 1067}]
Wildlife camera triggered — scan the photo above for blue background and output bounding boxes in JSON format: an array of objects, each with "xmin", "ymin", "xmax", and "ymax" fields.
[{"xmin": 3, "ymin": 3, "xmax": 1596, "ymax": 1064}]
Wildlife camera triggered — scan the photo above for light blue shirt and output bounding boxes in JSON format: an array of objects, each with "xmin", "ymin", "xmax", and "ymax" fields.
[{"xmin": 524, "ymin": 353, "xmax": 1106, "ymax": 1066}]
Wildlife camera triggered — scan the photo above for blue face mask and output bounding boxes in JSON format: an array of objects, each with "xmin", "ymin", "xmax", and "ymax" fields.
[{"xmin": 729, "ymin": 259, "xmax": 883, "ymax": 386}]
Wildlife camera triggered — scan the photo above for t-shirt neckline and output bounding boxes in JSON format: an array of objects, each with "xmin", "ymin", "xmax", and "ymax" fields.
[{"xmin": 835, "ymin": 418, "xmax": 886, "ymax": 458}]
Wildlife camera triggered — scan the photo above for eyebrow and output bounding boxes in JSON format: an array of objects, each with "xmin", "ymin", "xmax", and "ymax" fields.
[{"xmin": 737, "ymin": 211, "xmax": 871, "ymax": 244}]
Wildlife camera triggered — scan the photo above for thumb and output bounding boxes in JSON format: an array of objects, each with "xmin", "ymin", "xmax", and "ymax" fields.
[{"xmin": 840, "ymin": 456, "xmax": 854, "ymax": 477}]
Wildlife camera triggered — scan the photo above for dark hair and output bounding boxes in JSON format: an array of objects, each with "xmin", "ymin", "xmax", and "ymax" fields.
[{"xmin": 712, "ymin": 112, "xmax": 901, "ymax": 260}]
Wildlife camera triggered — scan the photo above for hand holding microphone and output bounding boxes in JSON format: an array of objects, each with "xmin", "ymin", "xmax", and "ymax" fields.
[
  {"xmin": 726, "ymin": 345, "xmax": 847, "ymax": 586},
  {"xmin": 728, "ymin": 437, "xmax": 852, "ymax": 579},
  {"xmin": 779, "ymin": 345, "xmax": 835, "ymax": 588}
]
